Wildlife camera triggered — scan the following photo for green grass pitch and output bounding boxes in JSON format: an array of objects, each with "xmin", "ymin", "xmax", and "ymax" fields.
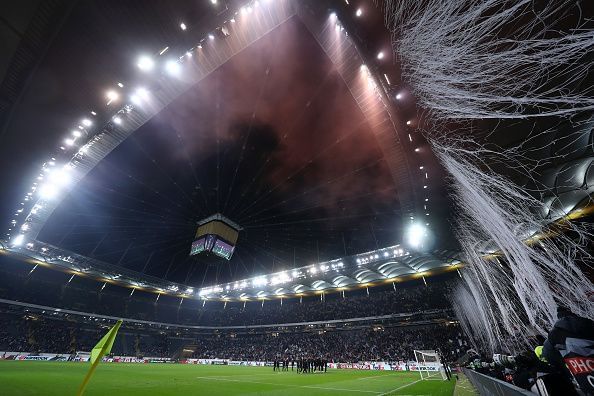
[{"xmin": 0, "ymin": 361, "xmax": 456, "ymax": 395}]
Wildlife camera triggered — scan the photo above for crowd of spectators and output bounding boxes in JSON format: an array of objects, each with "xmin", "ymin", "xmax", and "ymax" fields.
[
  {"xmin": 192, "ymin": 325, "xmax": 467, "ymax": 363},
  {"xmin": 0, "ymin": 309, "xmax": 467, "ymax": 363},
  {"xmin": 187, "ymin": 283, "xmax": 452, "ymax": 326}
]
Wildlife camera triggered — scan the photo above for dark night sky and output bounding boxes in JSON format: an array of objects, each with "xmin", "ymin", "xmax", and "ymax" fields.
[{"xmin": 0, "ymin": 1, "xmax": 455, "ymax": 287}]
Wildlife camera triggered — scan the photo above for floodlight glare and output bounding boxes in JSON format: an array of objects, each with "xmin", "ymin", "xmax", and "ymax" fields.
[
  {"xmin": 180, "ymin": 22, "xmax": 187, "ymax": 30},
  {"xmin": 377, "ymin": 51, "xmax": 384, "ymax": 60},
  {"xmin": 49, "ymin": 167, "xmax": 72, "ymax": 187},
  {"xmin": 137, "ymin": 56, "xmax": 154, "ymax": 71},
  {"xmin": 81, "ymin": 118, "xmax": 92, "ymax": 127},
  {"xmin": 113, "ymin": 116, "xmax": 122, "ymax": 125},
  {"xmin": 72, "ymin": 130, "xmax": 81, "ymax": 137},
  {"xmin": 407, "ymin": 223, "xmax": 427, "ymax": 248},
  {"xmin": 396, "ymin": 93, "xmax": 403, "ymax": 100},
  {"xmin": 65, "ymin": 138, "xmax": 75, "ymax": 146},
  {"xmin": 12, "ymin": 234, "xmax": 25, "ymax": 247},
  {"xmin": 356, "ymin": 8, "xmax": 363, "ymax": 17},
  {"xmin": 39, "ymin": 183, "xmax": 58, "ymax": 199},
  {"xmin": 165, "ymin": 60, "xmax": 181, "ymax": 76}
]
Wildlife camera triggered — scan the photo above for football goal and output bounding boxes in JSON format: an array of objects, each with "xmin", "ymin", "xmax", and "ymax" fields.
[{"xmin": 413, "ymin": 350, "xmax": 448, "ymax": 380}]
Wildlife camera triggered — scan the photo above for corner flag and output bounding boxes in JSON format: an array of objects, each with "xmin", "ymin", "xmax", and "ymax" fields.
[{"xmin": 77, "ymin": 320, "xmax": 123, "ymax": 396}]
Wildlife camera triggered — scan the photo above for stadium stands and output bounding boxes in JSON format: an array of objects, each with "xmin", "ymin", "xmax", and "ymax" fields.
[{"xmin": 0, "ymin": 305, "xmax": 467, "ymax": 363}]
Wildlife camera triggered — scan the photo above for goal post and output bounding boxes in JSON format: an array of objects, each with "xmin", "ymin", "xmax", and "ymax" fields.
[{"xmin": 413, "ymin": 350, "xmax": 447, "ymax": 380}]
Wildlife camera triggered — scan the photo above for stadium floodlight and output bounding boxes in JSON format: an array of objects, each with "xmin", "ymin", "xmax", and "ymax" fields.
[
  {"xmin": 82, "ymin": 118, "xmax": 92, "ymax": 127},
  {"xmin": 356, "ymin": 8, "xmax": 363, "ymax": 17},
  {"xmin": 113, "ymin": 116, "xmax": 122, "ymax": 125},
  {"xmin": 377, "ymin": 51, "xmax": 384, "ymax": 60},
  {"xmin": 208, "ymin": 34, "xmax": 215, "ymax": 40},
  {"xmin": 137, "ymin": 55, "xmax": 154, "ymax": 71},
  {"xmin": 407, "ymin": 223, "xmax": 428, "ymax": 248},
  {"xmin": 415, "ymin": 148, "xmax": 420, "ymax": 152},
  {"xmin": 253, "ymin": 276, "xmax": 267, "ymax": 287},
  {"xmin": 72, "ymin": 130, "xmax": 81, "ymax": 137},
  {"xmin": 165, "ymin": 60, "xmax": 181, "ymax": 76},
  {"xmin": 210, "ymin": 0, "xmax": 217, "ymax": 4},
  {"xmin": 330, "ymin": 12, "xmax": 337, "ymax": 20},
  {"xmin": 131, "ymin": 87, "xmax": 149, "ymax": 105},
  {"xmin": 396, "ymin": 93, "xmax": 403, "ymax": 100},
  {"xmin": 180, "ymin": 22, "xmax": 187, "ymax": 30},
  {"xmin": 106, "ymin": 90, "xmax": 119, "ymax": 104},
  {"xmin": 65, "ymin": 138, "xmax": 75, "ymax": 146},
  {"xmin": 406, "ymin": 120, "xmax": 412, "ymax": 125},
  {"xmin": 186, "ymin": 51, "xmax": 192, "ymax": 58},
  {"xmin": 12, "ymin": 234, "xmax": 25, "ymax": 247}
]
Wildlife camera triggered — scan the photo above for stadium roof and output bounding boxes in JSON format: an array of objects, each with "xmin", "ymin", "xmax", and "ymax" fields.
[
  {"xmin": 0, "ymin": 0, "xmax": 458, "ymax": 290},
  {"xmin": 0, "ymin": 239, "xmax": 460, "ymax": 300},
  {"xmin": 0, "ymin": 0, "xmax": 591, "ymax": 296}
]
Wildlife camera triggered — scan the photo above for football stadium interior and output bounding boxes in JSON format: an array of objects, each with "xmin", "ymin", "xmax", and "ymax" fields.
[{"xmin": 0, "ymin": 0, "xmax": 593, "ymax": 395}]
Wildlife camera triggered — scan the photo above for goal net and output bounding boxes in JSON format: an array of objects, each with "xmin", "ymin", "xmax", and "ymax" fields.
[{"xmin": 413, "ymin": 350, "xmax": 447, "ymax": 380}]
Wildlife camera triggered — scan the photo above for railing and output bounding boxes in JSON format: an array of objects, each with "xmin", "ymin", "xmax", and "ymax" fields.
[{"xmin": 462, "ymin": 368, "xmax": 535, "ymax": 395}]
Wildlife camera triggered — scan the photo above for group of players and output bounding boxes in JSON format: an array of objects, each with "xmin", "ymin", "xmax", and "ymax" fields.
[{"xmin": 272, "ymin": 357, "xmax": 328, "ymax": 373}]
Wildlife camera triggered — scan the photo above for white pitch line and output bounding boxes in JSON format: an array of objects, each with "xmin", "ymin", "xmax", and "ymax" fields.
[
  {"xmin": 377, "ymin": 378, "xmax": 422, "ymax": 396},
  {"xmin": 196, "ymin": 376, "xmax": 381, "ymax": 394}
]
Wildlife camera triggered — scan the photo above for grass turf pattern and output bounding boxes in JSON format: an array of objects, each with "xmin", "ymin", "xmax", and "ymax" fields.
[{"xmin": 0, "ymin": 361, "xmax": 456, "ymax": 395}]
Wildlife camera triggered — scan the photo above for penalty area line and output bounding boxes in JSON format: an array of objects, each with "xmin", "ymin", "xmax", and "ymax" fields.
[{"xmin": 196, "ymin": 376, "xmax": 381, "ymax": 394}]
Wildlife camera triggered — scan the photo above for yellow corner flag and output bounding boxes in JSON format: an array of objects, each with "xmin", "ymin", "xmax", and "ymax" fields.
[{"xmin": 77, "ymin": 320, "xmax": 123, "ymax": 396}]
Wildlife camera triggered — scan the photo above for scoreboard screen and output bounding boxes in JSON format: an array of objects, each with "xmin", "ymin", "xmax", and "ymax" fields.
[
  {"xmin": 189, "ymin": 235, "xmax": 235, "ymax": 260},
  {"xmin": 190, "ymin": 237, "xmax": 206, "ymax": 255},
  {"xmin": 213, "ymin": 238, "xmax": 235, "ymax": 260}
]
